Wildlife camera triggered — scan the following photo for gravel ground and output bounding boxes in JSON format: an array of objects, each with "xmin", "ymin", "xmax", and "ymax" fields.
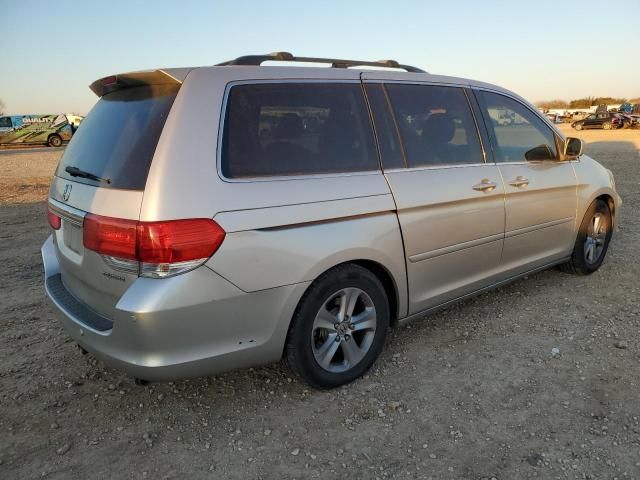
[{"xmin": 1, "ymin": 126, "xmax": 639, "ymax": 479}]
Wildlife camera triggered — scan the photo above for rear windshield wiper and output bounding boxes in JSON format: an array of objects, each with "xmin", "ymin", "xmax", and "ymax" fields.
[{"xmin": 65, "ymin": 166, "xmax": 111, "ymax": 184}]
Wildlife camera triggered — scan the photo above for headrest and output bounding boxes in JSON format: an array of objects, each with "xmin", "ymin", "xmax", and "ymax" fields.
[
  {"xmin": 421, "ymin": 113, "xmax": 455, "ymax": 145},
  {"xmin": 275, "ymin": 113, "xmax": 304, "ymax": 139}
]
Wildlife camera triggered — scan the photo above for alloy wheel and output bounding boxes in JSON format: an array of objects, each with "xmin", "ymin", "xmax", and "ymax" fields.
[
  {"xmin": 311, "ymin": 288, "xmax": 377, "ymax": 373},
  {"xmin": 584, "ymin": 212, "xmax": 607, "ymax": 264}
]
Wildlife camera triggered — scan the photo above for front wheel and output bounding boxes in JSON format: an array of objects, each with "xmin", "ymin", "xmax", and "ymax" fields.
[
  {"xmin": 286, "ymin": 264, "xmax": 389, "ymax": 388},
  {"xmin": 48, "ymin": 134, "xmax": 62, "ymax": 147},
  {"xmin": 560, "ymin": 199, "xmax": 612, "ymax": 275},
  {"xmin": 603, "ymin": 122, "xmax": 612, "ymax": 130},
  {"xmin": 574, "ymin": 123, "xmax": 583, "ymax": 131}
]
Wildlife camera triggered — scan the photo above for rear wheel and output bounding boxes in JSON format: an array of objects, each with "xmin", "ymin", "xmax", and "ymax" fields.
[
  {"xmin": 286, "ymin": 264, "xmax": 389, "ymax": 388},
  {"xmin": 48, "ymin": 134, "xmax": 62, "ymax": 147},
  {"xmin": 603, "ymin": 122, "xmax": 612, "ymax": 130},
  {"xmin": 574, "ymin": 123, "xmax": 583, "ymax": 131},
  {"xmin": 560, "ymin": 199, "xmax": 612, "ymax": 275}
]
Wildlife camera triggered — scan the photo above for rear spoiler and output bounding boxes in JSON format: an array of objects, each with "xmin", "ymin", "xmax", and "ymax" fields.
[{"xmin": 89, "ymin": 68, "xmax": 192, "ymax": 97}]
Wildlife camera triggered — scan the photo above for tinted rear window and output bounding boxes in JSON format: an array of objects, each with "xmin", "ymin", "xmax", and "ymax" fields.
[
  {"xmin": 385, "ymin": 84, "xmax": 483, "ymax": 168},
  {"xmin": 56, "ymin": 85, "xmax": 178, "ymax": 190},
  {"xmin": 221, "ymin": 83, "xmax": 378, "ymax": 178}
]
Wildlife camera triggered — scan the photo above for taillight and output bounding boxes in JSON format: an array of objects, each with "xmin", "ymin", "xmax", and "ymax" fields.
[
  {"xmin": 83, "ymin": 214, "xmax": 225, "ymax": 278},
  {"xmin": 137, "ymin": 219, "xmax": 225, "ymax": 263},
  {"xmin": 83, "ymin": 215, "xmax": 137, "ymax": 259},
  {"xmin": 48, "ymin": 208, "xmax": 61, "ymax": 230}
]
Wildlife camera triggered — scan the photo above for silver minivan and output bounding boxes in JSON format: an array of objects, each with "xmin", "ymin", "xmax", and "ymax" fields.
[{"xmin": 43, "ymin": 53, "xmax": 621, "ymax": 388}]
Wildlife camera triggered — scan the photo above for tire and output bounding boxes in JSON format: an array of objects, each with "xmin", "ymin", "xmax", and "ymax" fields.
[
  {"xmin": 48, "ymin": 134, "xmax": 62, "ymax": 147},
  {"xmin": 560, "ymin": 199, "xmax": 612, "ymax": 275},
  {"xmin": 574, "ymin": 123, "xmax": 583, "ymax": 131},
  {"xmin": 285, "ymin": 263, "xmax": 390, "ymax": 389},
  {"xmin": 603, "ymin": 122, "xmax": 612, "ymax": 130}
]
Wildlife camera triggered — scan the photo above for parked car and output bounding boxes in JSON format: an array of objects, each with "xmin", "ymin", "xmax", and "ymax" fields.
[
  {"xmin": 545, "ymin": 112, "xmax": 562, "ymax": 123},
  {"xmin": 572, "ymin": 112, "xmax": 622, "ymax": 130},
  {"xmin": 629, "ymin": 115, "xmax": 640, "ymax": 128},
  {"xmin": 616, "ymin": 113, "xmax": 637, "ymax": 129},
  {"xmin": 42, "ymin": 53, "xmax": 621, "ymax": 388},
  {"xmin": 0, "ymin": 114, "xmax": 75, "ymax": 147}
]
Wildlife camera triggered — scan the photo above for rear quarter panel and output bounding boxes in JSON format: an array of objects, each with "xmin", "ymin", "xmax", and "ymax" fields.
[{"xmin": 207, "ymin": 206, "xmax": 408, "ymax": 318}]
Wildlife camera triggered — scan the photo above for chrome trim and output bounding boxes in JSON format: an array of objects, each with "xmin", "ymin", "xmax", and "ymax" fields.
[
  {"xmin": 383, "ymin": 163, "xmax": 487, "ymax": 174},
  {"xmin": 362, "ymin": 79, "xmax": 469, "ymax": 88},
  {"xmin": 505, "ymin": 217, "xmax": 574, "ymax": 238},
  {"xmin": 102, "ymin": 256, "xmax": 140, "ymax": 275},
  {"xmin": 48, "ymin": 198, "xmax": 86, "ymax": 226},
  {"xmin": 408, "ymin": 233, "xmax": 504, "ymax": 263},
  {"xmin": 496, "ymin": 160, "xmax": 579, "ymax": 166},
  {"xmin": 216, "ymin": 79, "xmax": 381, "ymax": 183}
]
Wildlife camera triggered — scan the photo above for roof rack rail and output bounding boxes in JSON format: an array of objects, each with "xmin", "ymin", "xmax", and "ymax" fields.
[{"xmin": 215, "ymin": 52, "xmax": 426, "ymax": 73}]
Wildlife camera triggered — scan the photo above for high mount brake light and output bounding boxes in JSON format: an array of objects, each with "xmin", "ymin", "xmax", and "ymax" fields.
[
  {"xmin": 83, "ymin": 214, "xmax": 226, "ymax": 278},
  {"xmin": 101, "ymin": 75, "xmax": 118, "ymax": 86}
]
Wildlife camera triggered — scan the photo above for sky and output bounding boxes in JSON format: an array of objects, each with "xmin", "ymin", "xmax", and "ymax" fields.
[{"xmin": 2, "ymin": 0, "xmax": 638, "ymax": 115}]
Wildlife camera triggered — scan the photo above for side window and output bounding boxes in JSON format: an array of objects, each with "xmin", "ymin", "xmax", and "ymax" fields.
[
  {"xmin": 477, "ymin": 91, "xmax": 558, "ymax": 162},
  {"xmin": 221, "ymin": 83, "xmax": 378, "ymax": 178},
  {"xmin": 0, "ymin": 117, "xmax": 12, "ymax": 128},
  {"xmin": 385, "ymin": 84, "xmax": 483, "ymax": 167},
  {"xmin": 363, "ymin": 84, "xmax": 405, "ymax": 169}
]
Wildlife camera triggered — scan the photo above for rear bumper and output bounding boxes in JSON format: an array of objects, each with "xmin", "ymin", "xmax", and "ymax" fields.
[{"xmin": 42, "ymin": 235, "xmax": 308, "ymax": 381}]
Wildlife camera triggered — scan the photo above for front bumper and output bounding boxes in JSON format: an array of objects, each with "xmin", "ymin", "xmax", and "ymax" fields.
[{"xmin": 42, "ymin": 235, "xmax": 309, "ymax": 381}]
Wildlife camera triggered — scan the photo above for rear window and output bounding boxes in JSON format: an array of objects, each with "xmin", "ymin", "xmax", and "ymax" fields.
[
  {"xmin": 56, "ymin": 85, "xmax": 178, "ymax": 190},
  {"xmin": 221, "ymin": 83, "xmax": 378, "ymax": 178}
]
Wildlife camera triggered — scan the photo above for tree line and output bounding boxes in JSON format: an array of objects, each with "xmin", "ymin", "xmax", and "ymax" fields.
[{"xmin": 536, "ymin": 97, "xmax": 640, "ymax": 110}]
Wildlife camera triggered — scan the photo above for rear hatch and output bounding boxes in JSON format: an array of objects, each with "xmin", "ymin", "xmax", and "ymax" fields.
[{"xmin": 48, "ymin": 71, "xmax": 184, "ymax": 320}]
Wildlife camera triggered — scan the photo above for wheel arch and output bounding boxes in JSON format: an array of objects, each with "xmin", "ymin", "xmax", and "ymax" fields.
[
  {"xmin": 303, "ymin": 259, "xmax": 401, "ymax": 322},
  {"xmin": 596, "ymin": 193, "xmax": 616, "ymax": 228},
  {"xmin": 349, "ymin": 259, "xmax": 400, "ymax": 325},
  {"xmin": 281, "ymin": 258, "xmax": 402, "ymax": 360}
]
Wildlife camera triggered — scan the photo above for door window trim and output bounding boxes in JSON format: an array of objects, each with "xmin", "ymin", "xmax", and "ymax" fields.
[{"xmin": 216, "ymin": 79, "xmax": 382, "ymax": 183}]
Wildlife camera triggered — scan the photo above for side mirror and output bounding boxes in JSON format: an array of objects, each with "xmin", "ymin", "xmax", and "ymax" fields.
[
  {"xmin": 565, "ymin": 137, "xmax": 583, "ymax": 158},
  {"xmin": 525, "ymin": 144, "xmax": 554, "ymax": 161}
]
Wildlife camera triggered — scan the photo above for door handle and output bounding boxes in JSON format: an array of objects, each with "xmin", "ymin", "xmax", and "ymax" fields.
[
  {"xmin": 472, "ymin": 178, "xmax": 497, "ymax": 192},
  {"xmin": 509, "ymin": 176, "xmax": 530, "ymax": 187}
]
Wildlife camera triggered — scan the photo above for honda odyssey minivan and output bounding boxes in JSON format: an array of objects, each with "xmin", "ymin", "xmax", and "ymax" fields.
[{"xmin": 43, "ymin": 53, "xmax": 621, "ymax": 388}]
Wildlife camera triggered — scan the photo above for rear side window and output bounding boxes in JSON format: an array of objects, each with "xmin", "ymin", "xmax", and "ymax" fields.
[
  {"xmin": 476, "ymin": 91, "xmax": 558, "ymax": 162},
  {"xmin": 385, "ymin": 84, "xmax": 483, "ymax": 167},
  {"xmin": 56, "ymin": 85, "xmax": 179, "ymax": 190},
  {"xmin": 221, "ymin": 83, "xmax": 378, "ymax": 178},
  {"xmin": 364, "ymin": 84, "xmax": 405, "ymax": 169}
]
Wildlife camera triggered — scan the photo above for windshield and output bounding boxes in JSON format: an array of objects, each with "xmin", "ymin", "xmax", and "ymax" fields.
[{"xmin": 56, "ymin": 84, "xmax": 179, "ymax": 190}]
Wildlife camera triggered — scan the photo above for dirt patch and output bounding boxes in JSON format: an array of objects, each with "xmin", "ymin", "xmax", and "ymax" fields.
[
  {"xmin": 0, "ymin": 149, "xmax": 60, "ymax": 204},
  {"xmin": 1, "ymin": 129, "xmax": 639, "ymax": 479}
]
